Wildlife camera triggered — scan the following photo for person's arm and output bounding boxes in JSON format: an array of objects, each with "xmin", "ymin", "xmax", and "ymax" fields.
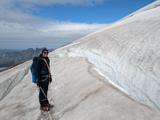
[
  {"xmin": 48, "ymin": 58, "xmax": 52, "ymax": 83},
  {"xmin": 48, "ymin": 58, "xmax": 50, "ymax": 67}
]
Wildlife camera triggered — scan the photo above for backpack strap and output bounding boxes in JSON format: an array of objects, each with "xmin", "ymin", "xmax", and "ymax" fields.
[{"xmin": 42, "ymin": 58, "xmax": 52, "ymax": 77}]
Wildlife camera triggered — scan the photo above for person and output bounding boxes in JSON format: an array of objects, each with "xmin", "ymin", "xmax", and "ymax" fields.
[{"xmin": 37, "ymin": 48, "xmax": 53, "ymax": 111}]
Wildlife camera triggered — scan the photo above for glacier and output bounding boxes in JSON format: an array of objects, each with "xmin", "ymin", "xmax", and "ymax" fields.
[
  {"xmin": 54, "ymin": 1, "xmax": 160, "ymax": 110},
  {"xmin": 0, "ymin": 1, "xmax": 160, "ymax": 120}
]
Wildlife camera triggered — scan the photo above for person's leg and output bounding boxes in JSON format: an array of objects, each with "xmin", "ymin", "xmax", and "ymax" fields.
[
  {"xmin": 42, "ymin": 80, "xmax": 54, "ymax": 108},
  {"xmin": 39, "ymin": 86, "xmax": 47, "ymax": 107},
  {"xmin": 43, "ymin": 81, "xmax": 49, "ymax": 105},
  {"xmin": 44, "ymin": 81, "xmax": 54, "ymax": 108},
  {"xmin": 39, "ymin": 81, "xmax": 49, "ymax": 105}
]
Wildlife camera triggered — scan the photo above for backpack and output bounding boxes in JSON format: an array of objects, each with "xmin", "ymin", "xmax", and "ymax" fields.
[{"xmin": 30, "ymin": 57, "xmax": 39, "ymax": 84}]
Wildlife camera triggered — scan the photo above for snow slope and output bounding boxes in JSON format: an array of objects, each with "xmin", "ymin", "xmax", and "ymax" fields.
[
  {"xmin": 0, "ymin": 55, "xmax": 160, "ymax": 120},
  {"xmin": 0, "ymin": 1, "xmax": 160, "ymax": 120},
  {"xmin": 0, "ymin": 61, "xmax": 30, "ymax": 100},
  {"xmin": 55, "ymin": 0, "xmax": 160, "ymax": 110}
]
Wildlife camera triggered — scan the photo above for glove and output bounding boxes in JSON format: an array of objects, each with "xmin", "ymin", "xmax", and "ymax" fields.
[{"xmin": 37, "ymin": 80, "xmax": 41, "ymax": 87}]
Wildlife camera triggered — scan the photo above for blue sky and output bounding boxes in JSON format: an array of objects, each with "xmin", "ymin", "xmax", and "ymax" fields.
[
  {"xmin": 0, "ymin": 0, "xmax": 155, "ymax": 49},
  {"xmin": 33, "ymin": 0, "xmax": 154, "ymax": 23}
]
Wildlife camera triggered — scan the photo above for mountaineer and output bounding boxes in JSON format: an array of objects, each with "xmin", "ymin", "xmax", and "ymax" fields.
[{"xmin": 31, "ymin": 48, "xmax": 53, "ymax": 111}]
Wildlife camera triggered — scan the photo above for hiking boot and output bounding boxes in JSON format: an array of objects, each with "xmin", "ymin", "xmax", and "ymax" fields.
[
  {"xmin": 40, "ymin": 105, "xmax": 50, "ymax": 112},
  {"xmin": 48, "ymin": 104, "xmax": 54, "ymax": 109}
]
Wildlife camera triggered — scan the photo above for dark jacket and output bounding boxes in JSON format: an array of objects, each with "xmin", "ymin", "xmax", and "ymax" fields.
[{"xmin": 37, "ymin": 54, "xmax": 50, "ymax": 82}]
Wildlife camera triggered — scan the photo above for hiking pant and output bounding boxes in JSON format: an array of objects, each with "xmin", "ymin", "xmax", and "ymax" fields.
[{"xmin": 39, "ymin": 80, "xmax": 49, "ymax": 107}]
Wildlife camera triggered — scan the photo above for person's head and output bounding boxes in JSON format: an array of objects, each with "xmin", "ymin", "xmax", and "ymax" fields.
[{"xmin": 41, "ymin": 48, "xmax": 49, "ymax": 58}]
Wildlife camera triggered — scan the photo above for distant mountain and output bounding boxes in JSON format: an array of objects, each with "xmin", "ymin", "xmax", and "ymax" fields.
[
  {"xmin": 0, "ymin": 48, "xmax": 53, "ymax": 69},
  {"xmin": 0, "ymin": 49, "xmax": 21, "ymax": 53}
]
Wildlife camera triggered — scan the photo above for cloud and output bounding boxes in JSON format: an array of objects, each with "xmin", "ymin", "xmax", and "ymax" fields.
[
  {"xmin": 14, "ymin": 0, "xmax": 105, "ymax": 7},
  {"xmin": 0, "ymin": 21, "xmax": 106, "ymax": 49},
  {"xmin": 0, "ymin": 21, "xmax": 106, "ymax": 40},
  {"xmin": 0, "ymin": 0, "xmax": 107, "ymax": 49}
]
